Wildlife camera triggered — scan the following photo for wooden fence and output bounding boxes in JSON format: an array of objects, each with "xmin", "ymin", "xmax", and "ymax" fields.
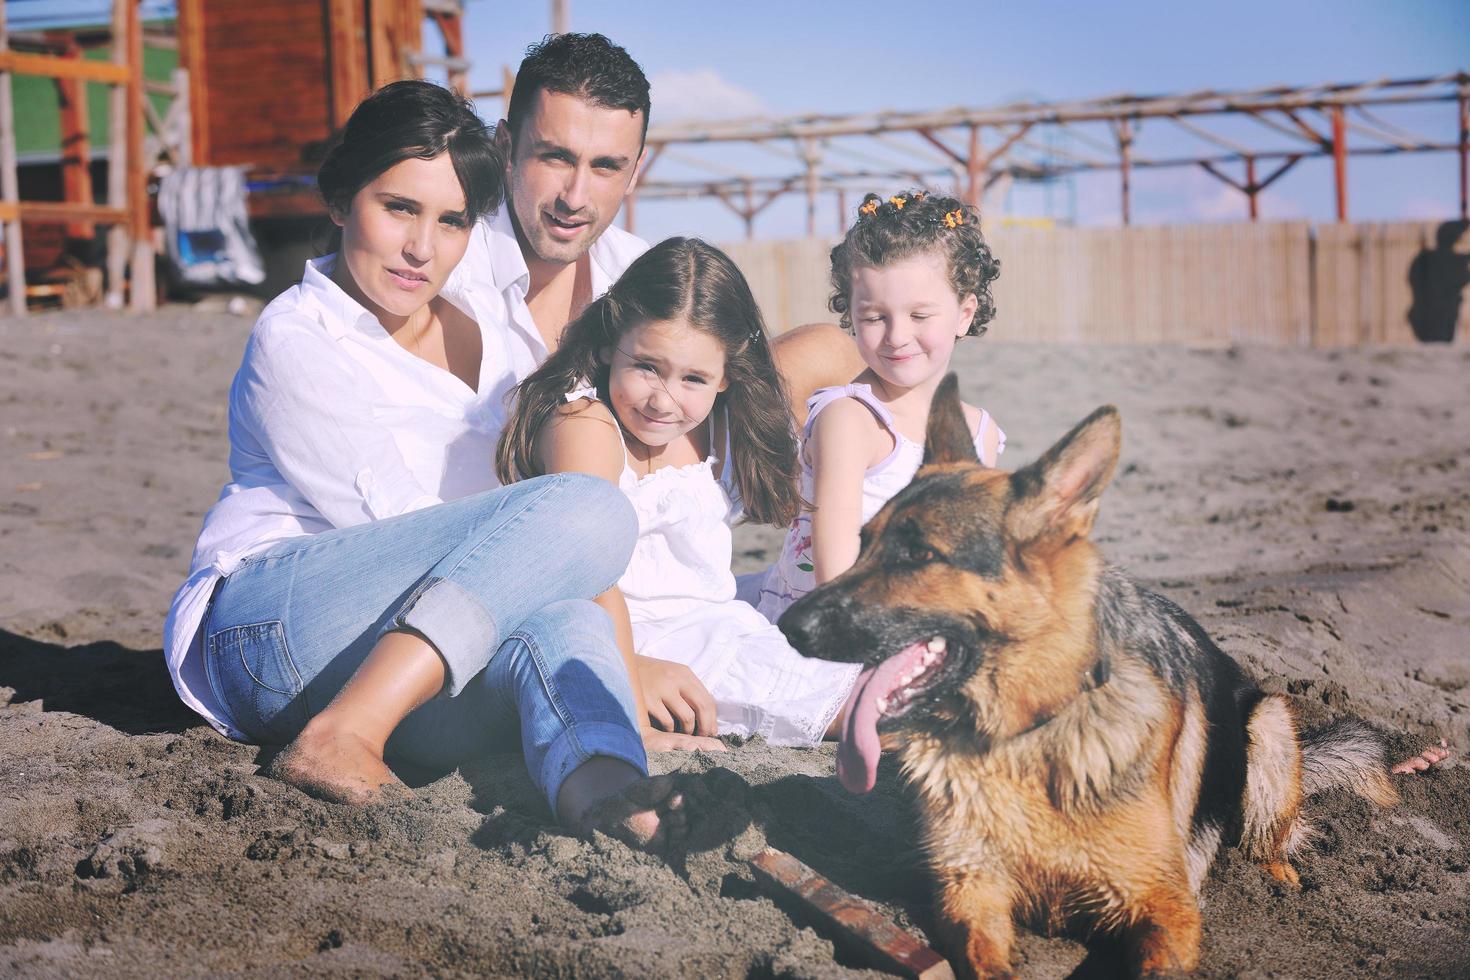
[{"xmin": 723, "ymin": 220, "xmax": 1470, "ymax": 347}]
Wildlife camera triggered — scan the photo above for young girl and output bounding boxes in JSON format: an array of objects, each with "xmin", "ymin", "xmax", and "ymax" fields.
[
  {"xmin": 497, "ymin": 237, "xmax": 859, "ymax": 746},
  {"xmin": 754, "ymin": 191, "xmax": 1004, "ymax": 621}
]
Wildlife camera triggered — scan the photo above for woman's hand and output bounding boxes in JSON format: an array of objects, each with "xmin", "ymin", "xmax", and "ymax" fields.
[
  {"xmin": 641, "ymin": 727, "xmax": 725, "ymax": 753},
  {"xmin": 638, "ymin": 655, "xmax": 719, "ymax": 736}
]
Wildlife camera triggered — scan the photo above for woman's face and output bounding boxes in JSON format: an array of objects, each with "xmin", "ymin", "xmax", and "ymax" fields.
[
  {"xmin": 604, "ymin": 318, "xmax": 729, "ymax": 450},
  {"xmin": 331, "ymin": 153, "xmax": 473, "ymax": 322}
]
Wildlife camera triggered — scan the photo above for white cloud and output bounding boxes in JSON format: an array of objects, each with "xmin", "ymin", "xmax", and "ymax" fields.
[{"xmin": 650, "ymin": 68, "xmax": 767, "ymax": 122}]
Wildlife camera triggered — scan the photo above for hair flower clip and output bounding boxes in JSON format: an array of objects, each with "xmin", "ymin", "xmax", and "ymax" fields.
[
  {"xmin": 859, "ymin": 199, "xmax": 879, "ymax": 216},
  {"xmin": 942, "ymin": 209, "xmax": 965, "ymax": 228},
  {"xmin": 890, "ymin": 195, "xmax": 907, "ymax": 210}
]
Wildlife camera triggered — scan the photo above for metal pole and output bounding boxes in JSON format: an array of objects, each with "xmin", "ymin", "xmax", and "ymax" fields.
[
  {"xmin": 1331, "ymin": 105, "xmax": 1347, "ymax": 222},
  {"xmin": 0, "ymin": 3, "xmax": 25, "ymax": 316}
]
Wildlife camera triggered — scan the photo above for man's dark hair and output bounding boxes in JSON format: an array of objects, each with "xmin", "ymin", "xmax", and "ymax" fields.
[{"xmin": 506, "ymin": 33, "xmax": 651, "ymax": 146}]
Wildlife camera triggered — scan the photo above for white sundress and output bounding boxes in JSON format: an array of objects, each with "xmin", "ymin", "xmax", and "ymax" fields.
[
  {"xmin": 754, "ymin": 383, "xmax": 1004, "ymax": 622},
  {"xmin": 564, "ymin": 387, "xmax": 860, "ymax": 746}
]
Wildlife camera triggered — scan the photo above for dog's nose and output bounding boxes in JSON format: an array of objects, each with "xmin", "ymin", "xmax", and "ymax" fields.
[{"xmin": 779, "ymin": 594, "xmax": 831, "ymax": 655}]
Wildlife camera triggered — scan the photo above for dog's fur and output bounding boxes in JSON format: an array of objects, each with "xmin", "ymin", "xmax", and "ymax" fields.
[{"xmin": 780, "ymin": 375, "xmax": 1397, "ymax": 977}]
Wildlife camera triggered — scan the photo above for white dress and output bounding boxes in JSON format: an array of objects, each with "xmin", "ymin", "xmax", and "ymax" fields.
[
  {"xmin": 566, "ymin": 387, "xmax": 860, "ymax": 746},
  {"xmin": 753, "ymin": 383, "xmax": 1004, "ymax": 622}
]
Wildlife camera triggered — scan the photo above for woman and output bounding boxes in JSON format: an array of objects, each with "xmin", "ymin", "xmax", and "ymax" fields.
[{"xmin": 163, "ymin": 80, "xmax": 708, "ymax": 851}]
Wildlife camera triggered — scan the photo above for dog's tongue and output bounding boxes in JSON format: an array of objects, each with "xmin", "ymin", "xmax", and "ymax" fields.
[{"xmin": 837, "ymin": 640, "xmax": 932, "ymax": 794}]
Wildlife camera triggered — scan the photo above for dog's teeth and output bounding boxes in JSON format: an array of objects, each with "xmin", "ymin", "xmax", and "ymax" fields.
[
  {"xmin": 900, "ymin": 672, "xmax": 914, "ymax": 685},
  {"xmin": 877, "ymin": 696, "xmax": 890, "ymax": 712},
  {"xmin": 927, "ymin": 636, "xmax": 947, "ymax": 653}
]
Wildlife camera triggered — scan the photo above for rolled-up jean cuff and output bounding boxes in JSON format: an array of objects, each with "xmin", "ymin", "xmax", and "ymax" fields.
[
  {"xmin": 538, "ymin": 722, "xmax": 649, "ymax": 815},
  {"xmin": 388, "ymin": 576, "xmax": 497, "ymax": 697}
]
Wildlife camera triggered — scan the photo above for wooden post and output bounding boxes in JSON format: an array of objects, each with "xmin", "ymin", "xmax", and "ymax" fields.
[
  {"xmin": 965, "ymin": 124, "xmax": 983, "ymax": 207},
  {"xmin": 1245, "ymin": 156, "xmax": 1258, "ymax": 221},
  {"xmin": 1117, "ymin": 118, "xmax": 1133, "ymax": 227},
  {"xmin": 175, "ymin": 0, "xmax": 208, "ymax": 165},
  {"xmin": 328, "ymin": 0, "xmax": 369, "ymax": 128},
  {"xmin": 1458, "ymin": 85, "xmax": 1467, "ymax": 222},
  {"xmin": 56, "ymin": 38, "xmax": 96, "ymax": 239},
  {"xmin": 106, "ymin": 0, "xmax": 129, "ymax": 308},
  {"xmin": 837, "ymin": 187, "xmax": 847, "ymax": 233},
  {"xmin": 1331, "ymin": 104, "xmax": 1347, "ymax": 223},
  {"xmin": 801, "ymin": 138, "xmax": 820, "ymax": 238},
  {"xmin": 551, "ymin": 0, "xmax": 570, "ymax": 35},
  {"xmin": 126, "ymin": 0, "xmax": 154, "ymax": 311},
  {"xmin": 0, "ymin": 3, "xmax": 25, "ymax": 316}
]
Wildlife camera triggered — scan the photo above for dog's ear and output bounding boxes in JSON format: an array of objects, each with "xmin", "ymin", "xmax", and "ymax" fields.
[
  {"xmin": 1007, "ymin": 406, "xmax": 1121, "ymax": 545},
  {"xmin": 923, "ymin": 374, "xmax": 979, "ymax": 467}
]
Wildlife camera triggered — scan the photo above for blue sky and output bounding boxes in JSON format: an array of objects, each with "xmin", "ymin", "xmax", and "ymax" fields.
[
  {"xmin": 456, "ymin": 0, "xmax": 1470, "ymax": 241},
  {"xmin": 16, "ymin": 0, "xmax": 1469, "ymax": 241}
]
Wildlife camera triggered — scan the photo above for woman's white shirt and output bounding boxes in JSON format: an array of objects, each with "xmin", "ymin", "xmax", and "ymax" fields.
[{"xmin": 163, "ymin": 255, "xmax": 511, "ymax": 738}]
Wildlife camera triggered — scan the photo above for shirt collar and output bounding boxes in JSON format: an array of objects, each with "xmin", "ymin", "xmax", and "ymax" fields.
[
  {"xmin": 300, "ymin": 254, "xmax": 378, "ymax": 340},
  {"xmin": 480, "ymin": 202, "xmax": 646, "ymax": 299}
]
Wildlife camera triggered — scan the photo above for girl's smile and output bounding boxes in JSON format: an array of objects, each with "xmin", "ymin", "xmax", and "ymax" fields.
[
  {"xmin": 849, "ymin": 253, "xmax": 977, "ymax": 395},
  {"xmin": 604, "ymin": 318, "xmax": 729, "ymax": 454}
]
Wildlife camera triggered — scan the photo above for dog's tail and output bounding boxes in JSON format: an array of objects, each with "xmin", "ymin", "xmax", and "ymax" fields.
[
  {"xmin": 1299, "ymin": 718, "xmax": 1399, "ymax": 807},
  {"xmin": 1240, "ymin": 697, "xmax": 1397, "ymax": 875}
]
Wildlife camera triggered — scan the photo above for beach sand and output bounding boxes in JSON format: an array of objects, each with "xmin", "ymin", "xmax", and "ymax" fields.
[{"xmin": 2, "ymin": 307, "xmax": 1466, "ymax": 977}]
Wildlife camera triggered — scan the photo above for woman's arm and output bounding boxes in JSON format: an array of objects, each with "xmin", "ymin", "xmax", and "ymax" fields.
[
  {"xmin": 535, "ymin": 402, "xmax": 722, "ymax": 750},
  {"xmin": 234, "ymin": 317, "xmax": 440, "ymax": 527},
  {"xmin": 808, "ymin": 398, "xmax": 887, "ymax": 585}
]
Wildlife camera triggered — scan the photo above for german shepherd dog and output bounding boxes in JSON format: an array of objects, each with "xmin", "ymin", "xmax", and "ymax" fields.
[{"xmin": 780, "ymin": 376, "xmax": 1398, "ymax": 978}]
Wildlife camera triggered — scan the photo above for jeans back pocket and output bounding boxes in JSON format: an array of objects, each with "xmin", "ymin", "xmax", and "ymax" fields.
[{"xmin": 207, "ymin": 620, "xmax": 308, "ymax": 744}]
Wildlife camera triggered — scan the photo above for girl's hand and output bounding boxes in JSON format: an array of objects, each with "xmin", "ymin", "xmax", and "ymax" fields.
[
  {"xmin": 637, "ymin": 655, "xmax": 719, "ymax": 736},
  {"xmin": 641, "ymin": 727, "xmax": 726, "ymax": 753}
]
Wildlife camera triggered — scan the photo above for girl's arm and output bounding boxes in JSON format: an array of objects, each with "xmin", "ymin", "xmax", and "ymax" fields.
[
  {"xmin": 534, "ymin": 402, "xmax": 723, "ymax": 751},
  {"xmin": 807, "ymin": 397, "xmax": 888, "ymax": 584}
]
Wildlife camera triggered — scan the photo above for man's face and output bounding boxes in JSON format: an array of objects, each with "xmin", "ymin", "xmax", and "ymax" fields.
[{"xmin": 504, "ymin": 89, "xmax": 647, "ymax": 268}]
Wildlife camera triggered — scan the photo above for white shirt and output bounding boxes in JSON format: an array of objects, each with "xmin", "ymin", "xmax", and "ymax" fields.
[
  {"xmin": 167, "ymin": 218, "xmax": 651, "ymax": 739},
  {"xmin": 446, "ymin": 205, "xmax": 650, "ymax": 400},
  {"xmin": 165, "ymin": 255, "xmax": 507, "ymax": 737}
]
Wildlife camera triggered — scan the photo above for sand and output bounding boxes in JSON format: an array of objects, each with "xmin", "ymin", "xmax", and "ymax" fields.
[{"xmin": 1, "ymin": 306, "xmax": 1467, "ymax": 978}]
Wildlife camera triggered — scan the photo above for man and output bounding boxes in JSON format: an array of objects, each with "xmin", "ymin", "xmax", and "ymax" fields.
[{"xmin": 451, "ymin": 32, "xmax": 862, "ymax": 424}]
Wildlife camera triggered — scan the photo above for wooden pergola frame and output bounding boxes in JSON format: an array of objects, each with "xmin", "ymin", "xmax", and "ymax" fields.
[
  {"xmin": 0, "ymin": 0, "xmax": 158, "ymax": 316},
  {"xmin": 630, "ymin": 72, "xmax": 1470, "ymax": 238}
]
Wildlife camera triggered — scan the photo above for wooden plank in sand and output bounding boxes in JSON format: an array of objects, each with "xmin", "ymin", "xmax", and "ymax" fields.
[{"xmin": 751, "ymin": 846, "xmax": 954, "ymax": 980}]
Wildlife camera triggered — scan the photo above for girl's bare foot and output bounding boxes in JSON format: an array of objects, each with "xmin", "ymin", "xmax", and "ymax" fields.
[
  {"xmin": 1391, "ymin": 739, "xmax": 1451, "ymax": 775},
  {"xmin": 269, "ymin": 718, "xmax": 407, "ymax": 805},
  {"xmin": 557, "ymin": 758, "xmax": 690, "ymax": 853}
]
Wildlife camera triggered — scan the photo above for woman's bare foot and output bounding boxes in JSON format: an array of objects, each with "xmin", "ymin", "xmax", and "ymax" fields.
[
  {"xmin": 1391, "ymin": 739, "xmax": 1451, "ymax": 775},
  {"xmin": 269, "ymin": 718, "xmax": 407, "ymax": 805},
  {"xmin": 557, "ymin": 758, "xmax": 690, "ymax": 853}
]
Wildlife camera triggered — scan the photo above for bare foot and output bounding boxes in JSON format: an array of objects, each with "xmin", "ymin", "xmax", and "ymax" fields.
[
  {"xmin": 268, "ymin": 721, "xmax": 407, "ymax": 805},
  {"xmin": 1391, "ymin": 739, "xmax": 1451, "ymax": 775},
  {"xmin": 557, "ymin": 758, "xmax": 690, "ymax": 853}
]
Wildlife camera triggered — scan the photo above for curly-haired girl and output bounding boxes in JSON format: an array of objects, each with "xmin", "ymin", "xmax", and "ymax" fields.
[{"xmin": 753, "ymin": 190, "xmax": 1005, "ymax": 620}]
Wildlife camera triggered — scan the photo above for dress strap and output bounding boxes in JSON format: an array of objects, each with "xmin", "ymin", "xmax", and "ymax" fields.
[
  {"xmin": 564, "ymin": 383, "xmax": 598, "ymax": 402},
  {"xmin": 802, "ymin": 383, "xmax": 897, "ymax": 440},
  {"xmin": 972, "ymin": 410, "xmax": 1006, "ymax": 468}
]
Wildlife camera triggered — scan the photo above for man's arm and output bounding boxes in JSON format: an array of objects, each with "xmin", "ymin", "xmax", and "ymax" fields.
[{"xmin": 770, "ymin": 323, "xmax": 867, "ymax": 427}]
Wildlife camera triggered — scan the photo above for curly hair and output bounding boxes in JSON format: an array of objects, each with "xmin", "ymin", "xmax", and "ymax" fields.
[
  {"xmin": 506, "ymin": 33, "xmax": 651, "ymax": 146},
  {"xmin": 829, "ymin": 190, "xmax": 1000, "ymax": 337},
  {"xmin": 496, "ymin": 238, "xmax": 803, "ymax": 528}
]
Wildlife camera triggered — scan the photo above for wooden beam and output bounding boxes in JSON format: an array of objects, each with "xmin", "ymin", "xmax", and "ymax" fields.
[
  {"xmin": 0, "ymin": 201, "xmax": 130, "ymax": 224},
  {"xmin": 55, "ymin": 39, "xmax": 95, "ymax": 238},
  {"xmin": 0, "ymin": 3, "xmax": 26, "ymax": 316},
  {"xmin": 175, "ymin": 0, "xmax": 208, "ymax": 164},
  {"xmin": 0, "ymin": 50, "xmax": 130, "ymax": 84}
]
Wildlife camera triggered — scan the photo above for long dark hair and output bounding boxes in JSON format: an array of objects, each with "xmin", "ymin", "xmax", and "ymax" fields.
[
  {"xmin": 317, "ymin": 80, "xmax": 503, "ymax": 250},
  {"xmin": 496, "ymin": 237, "xmax": 802, "ymax": 527}
]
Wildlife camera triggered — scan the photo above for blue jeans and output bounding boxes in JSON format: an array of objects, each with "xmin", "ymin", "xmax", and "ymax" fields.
[{"xmin": 202, "ymin": 473, "xmax": 643, "ymax": 812}]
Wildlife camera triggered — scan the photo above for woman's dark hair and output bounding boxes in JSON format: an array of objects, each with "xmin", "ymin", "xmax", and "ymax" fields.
[
  {"xmin": 497, "ymin": 237, "xmax": 802, "ymax": 527},
  {"xmin": 829, "ymin": 190, "xmax": 1000, "ymax": 337},
  {"xmin": 317, "ymin": 80, "xmax": 503, "ymax": 240},
  {"xmin": 506, "ymin": 33, "xmax": 651, "ymax": 146}
]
